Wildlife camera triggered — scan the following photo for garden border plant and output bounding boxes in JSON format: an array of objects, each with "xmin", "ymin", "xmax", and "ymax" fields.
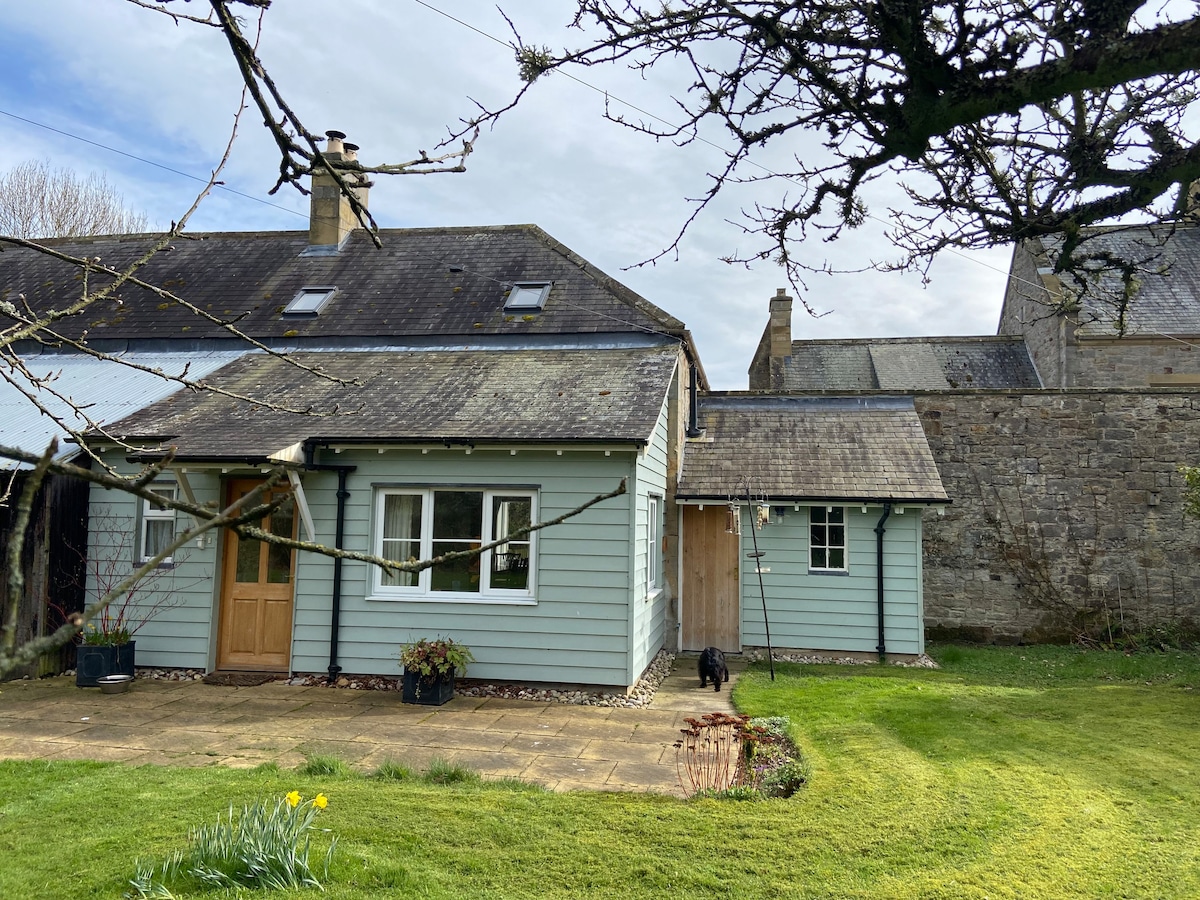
[{"xmin": 673, "ymin": 712, "xmax": 809, "ymax": 799}]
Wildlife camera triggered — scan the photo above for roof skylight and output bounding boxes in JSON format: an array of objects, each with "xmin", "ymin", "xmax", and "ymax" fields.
[
  {"xmin": 284, "ymin": 286, "xmax": 337, "ymax": 315},
  {"xmin": 504, "ymin": 281, "xmax": 551, "ymax": 311}
]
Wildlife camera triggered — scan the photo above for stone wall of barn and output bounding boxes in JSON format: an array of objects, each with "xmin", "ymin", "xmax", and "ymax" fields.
[{"xmin": 915, "ymin": 389, "xmax": 1200, "ymax": 643}]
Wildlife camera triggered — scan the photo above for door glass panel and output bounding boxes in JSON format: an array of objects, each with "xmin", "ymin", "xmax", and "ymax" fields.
[
  {"xmin": 235, "ymin": 533, "xmax": 260, "ymax": 582},
  {"xmin": 267, "ymin": 495, "xmax": 295, "ymax": 584}
]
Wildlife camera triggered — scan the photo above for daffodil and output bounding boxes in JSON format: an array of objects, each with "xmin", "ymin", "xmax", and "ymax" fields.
[
  {"xmin": 285, "ymin": 790, "xmax": 301, "ymax": 808},
  {"xmin": 312, "ymin": 793, "xmax": 328, "ymax": 809}
]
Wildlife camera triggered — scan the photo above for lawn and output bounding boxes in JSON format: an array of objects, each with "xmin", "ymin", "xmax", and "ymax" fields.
[{"xmin": 2, "ymin": 644, "xmax": 1198, "ymax": 899}]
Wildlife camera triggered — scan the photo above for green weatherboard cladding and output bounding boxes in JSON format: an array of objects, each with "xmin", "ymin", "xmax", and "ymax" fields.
[
  {"xmin": 739, "ymin": 505, "xmax": 924, "ymax": 655},
  {"xmin": 88, "ymin": 443, "xmax": 662, "ymax": 688}
]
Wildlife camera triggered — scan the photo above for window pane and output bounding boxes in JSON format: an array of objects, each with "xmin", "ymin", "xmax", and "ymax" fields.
[
  {"xmin": 380, "ymin": 494, "xmax": 422, "ymax": 588},
  {"xmin": 144, "ymin": 519, "xmax": 173, "ymax": 559},
  {"xmin": 266, "ymin": 496, "xmax": 295, "ymax": 584},
  {"xmin": 811, "ymin": 507, "xmax": 827, "ymax": 525},
  {"xmin": 829, "ymin": 525, "xmax": 845, "ymax": 547},
  {"xmin": 491, "ymin": 544, "xmax": 529, "ymax": 590},
  {"xmin": 811, "ymin": 547, "xmax": 827, "ymax": 569},
  {"xmin": 811, "ymin": 524, "xmax": 826, "ymax": 546},
  {"xmin": 235, "ymin": 534, "xmax": 260, "ymax": 582},
  {"xmin": 433, "ymin": 491, "xmax": 483, "ymax": 540},
  {"xmin": 431, "ymin": 541, "xmax": 480, "ymax": 592},
  {"xmin": 828, "ymin": 548, "xmax": 845, "ymax": 569},
  {"xmin": 149, "ymin": 486, "xmax": 175, "ymax": 509},
  {"xmin": 829, "ymin": 507, "xmax": 844, "ymax": 524},
  {"xmin": 492, "ymin": 496, "xmax": 532, "ymax": 539}
]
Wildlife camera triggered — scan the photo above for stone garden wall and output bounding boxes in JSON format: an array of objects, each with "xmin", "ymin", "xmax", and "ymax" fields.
[{"xmin": 915, "ymin": 390, "xmax": 1200, "ymax": 642}]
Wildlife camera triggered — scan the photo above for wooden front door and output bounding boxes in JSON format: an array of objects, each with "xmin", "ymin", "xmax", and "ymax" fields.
[
  {"xmin": 681, "ymin": 505, "xmax": 741, "ymax": 652},
  {"xmin": 217, "ymin": 479, "xmax": 297, "ymax": 671}
]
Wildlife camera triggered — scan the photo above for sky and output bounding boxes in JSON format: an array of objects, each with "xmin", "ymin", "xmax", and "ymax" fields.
[{"xmin": 0, "ymin": 0, "xmax": 1012, "ymax": 389}]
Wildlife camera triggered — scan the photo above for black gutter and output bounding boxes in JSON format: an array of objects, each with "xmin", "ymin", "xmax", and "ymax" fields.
[
  {"xmin": 303, "ymin": 443, "xmax": 356, "ymax": 683},
  {"xmin": 874, "ymin": 502, "xmax": 892, "ymax": 659}
]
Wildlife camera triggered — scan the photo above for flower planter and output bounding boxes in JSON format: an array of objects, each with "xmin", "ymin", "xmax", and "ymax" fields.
[
  {"xmin": 401, "ymin": 669, "xmax": 455, "ymax": 706},
  {"xmin": 76, "ymin": 642, "xmax": 135, "ymax": 687}
]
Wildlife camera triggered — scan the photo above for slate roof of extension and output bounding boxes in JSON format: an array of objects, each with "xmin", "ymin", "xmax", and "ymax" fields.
[
  {"xmin": 1036, "ymin": 223, "xmax": 1200, "ymax": 336},
  {"xmin": 775, "ymin": 336, "xmax": 1041, "ymax": 391},
  {"xmin": 677, "ymin": 395, "xmax": 949, "ymax": 503},
  {"xmin": 92, "ymin": 346, "xmax": 680, "ymax": 461},
  {"xmin": 1, "ymin": 225, "xmax": 685, "ymax": 345}
]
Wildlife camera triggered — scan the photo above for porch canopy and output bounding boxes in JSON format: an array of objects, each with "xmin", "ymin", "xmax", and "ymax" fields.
[{"xmin": 677, "ymin": 394, "xmax": 949, "ymax": 504}]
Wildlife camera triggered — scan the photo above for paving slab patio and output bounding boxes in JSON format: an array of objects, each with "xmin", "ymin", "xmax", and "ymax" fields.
[{"xmin": 0, "ymin": 654, "xmax": 747, "ymax": 795}]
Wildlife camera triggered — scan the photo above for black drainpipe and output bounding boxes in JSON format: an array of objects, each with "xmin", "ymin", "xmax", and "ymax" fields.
[
  {"xmin": 874, "ymin": 502, "xmax": 892, "ymax": 660},
  {"xmin": 303, "ymin": 443, "xmax": 356, "ymax": 683},
  {"xmin": 686, "ymin": 362, "xmax": 702, "ymax": 438}
]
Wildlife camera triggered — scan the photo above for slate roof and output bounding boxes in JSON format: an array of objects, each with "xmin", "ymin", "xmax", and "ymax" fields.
[
  {"xmin": 775, "ymin": 337, "xmax": 1040, "ymax": 391},
  {"xmin": 1035, "ymin": 223, "xmax": 1200, "ymax": 336},
  {"xmin": 0, "ymin": 350, "xmax": 247, "ymax": 470},
  {"xmin": 677, "ymin": 395, "xmax": 949, "ymax": 503},
  {"xmin": 0, "ymin": 225, "xmax": 686, "ymax": 346},
  {"xmin": 92, "ymin": 346, "xmax": 679, "ymax": 461}
]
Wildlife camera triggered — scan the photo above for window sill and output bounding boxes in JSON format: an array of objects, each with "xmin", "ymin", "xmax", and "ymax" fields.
[
  {"xmin": 367, "ymin": 592, "xmax": 537, "ymax": 606},
  {"xmin": 807, "ymin": 568, "xmax": 849, "ymax": 576},
  {"xmin": 646, "ymin": 587, "xmax": 664, "ymax": 603},
  {"xmin": 139, "ymin": 559, "xmax": 176, "ymax": 570}
]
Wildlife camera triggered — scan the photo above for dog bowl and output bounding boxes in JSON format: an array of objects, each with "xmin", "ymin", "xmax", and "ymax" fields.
[{"xmin": 97, "ymin": 674, "xmax": 133, "ymax": 694}]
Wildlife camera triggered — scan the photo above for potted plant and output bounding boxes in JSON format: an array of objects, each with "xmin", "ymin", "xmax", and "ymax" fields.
[
  {"xmin": 72, "ymin": 506, "xmax": 185, "ymax": 687},
  {"xmin": 75, "ymin": 619, "xmax": 136, "ymax": 687},
  {"xmin": 399, "ymin": 637, "xmax": 474, "ymax": 705}
]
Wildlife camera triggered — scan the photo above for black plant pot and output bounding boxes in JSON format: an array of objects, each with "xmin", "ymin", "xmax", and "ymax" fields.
[
  {"xmin": 76, "ymin": 642, "xmax": 135, "ymax": 687},
  {"xmin": 401, "ymin": 669, "xmax": 455, "ymax": 705}
]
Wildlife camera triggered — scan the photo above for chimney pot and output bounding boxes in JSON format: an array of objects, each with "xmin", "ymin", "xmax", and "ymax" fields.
[
  {"xmin": 324, "ymin": 130, "xmax": 346, "ymax": 154},
  {"xmin": 343, "ymin": 142, "xmax": 359, "ymax": 162}
]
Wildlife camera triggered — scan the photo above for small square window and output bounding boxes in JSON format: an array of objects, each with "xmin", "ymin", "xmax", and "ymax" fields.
[
  {"xmin": 809, "ymin": 506, "xmax": 846, "ymax": 571},
  {"xmin": 284, "ymin": 286, "xmax": 336, "ymax": 315},
  {"xmin": 504, "ymin": 282, "xmax": 551, "ymax": 311}
]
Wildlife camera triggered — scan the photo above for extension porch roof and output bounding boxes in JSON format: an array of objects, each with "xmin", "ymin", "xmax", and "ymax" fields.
[
  {"xmin": 677, "ymin": 394, "xmax": 949, "ymax": 504},
  {"xmin": 90, "ymin": 345, "xmax": 680, "ymax": 461}
]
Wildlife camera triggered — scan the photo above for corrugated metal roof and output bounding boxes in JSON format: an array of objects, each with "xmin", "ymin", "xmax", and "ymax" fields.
[
  {"xmin": 0, "ymin": 350, "xmax": 248, "ymax": 469},
  {"xmin": 677, "ymin": 394, "xmax": 949, "ymax": 502}
]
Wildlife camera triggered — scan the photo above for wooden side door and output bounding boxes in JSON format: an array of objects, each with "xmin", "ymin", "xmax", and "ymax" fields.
[
  {"xmin": 216, "ymin": 479, "xmax": 297, "ymax": 671},
  {"xmin": 681, "ymin": 505, "xmax": 741, "ymax": 652}
]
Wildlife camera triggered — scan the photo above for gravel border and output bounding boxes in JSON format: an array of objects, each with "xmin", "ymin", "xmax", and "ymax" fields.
[{"xmin": 134, "ymin": 648, "xmax": 678, "ymax": 708}]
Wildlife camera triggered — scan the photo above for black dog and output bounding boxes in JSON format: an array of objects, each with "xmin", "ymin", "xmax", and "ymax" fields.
[{"xmin": 698, "ymin": 647, "xmax": 729, "ymax": 692}]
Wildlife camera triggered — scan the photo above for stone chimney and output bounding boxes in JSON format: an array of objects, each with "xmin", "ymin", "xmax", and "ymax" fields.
[
  {"xmin": 748, "ymin": 288, "xmax": 794, "ymax": 390},
  {"xmin": 308, "ymin": 130, "xmax": 370, "ymax": 249},
  {"xmin": 769, "ymin": 288, "xmax": 793, "ymax": 360}
]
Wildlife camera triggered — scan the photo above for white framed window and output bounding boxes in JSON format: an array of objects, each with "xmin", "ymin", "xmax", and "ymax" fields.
[
  {"xmin": 140, "ymin": 485, "xmax": 177, "ymax": 564},
  {"xmin": 373, "ymin": 488, "xmax": 536, "ymax": 600},
  {"xmin": 809, "ymin": 506, "xmax": 847, "ymax": 571},
  {"xmin": 647, "ymin": 494, "xmax": 663, "ymax": 596}
]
